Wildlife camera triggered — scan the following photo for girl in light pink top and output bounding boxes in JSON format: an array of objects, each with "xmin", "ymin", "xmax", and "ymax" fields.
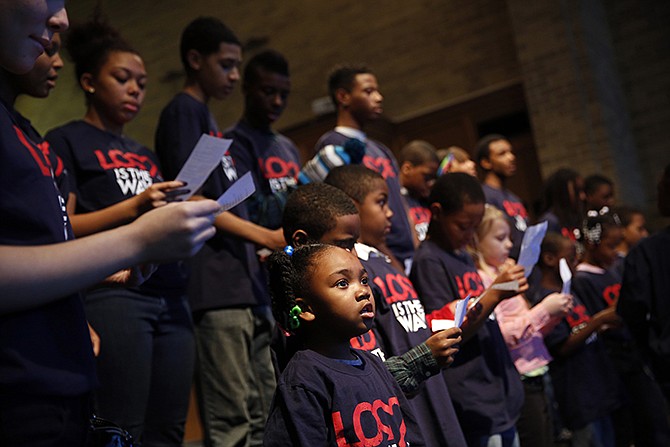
[{"xmin": 474, "ymin": 205, "xmax": 572, "ymax": 447}]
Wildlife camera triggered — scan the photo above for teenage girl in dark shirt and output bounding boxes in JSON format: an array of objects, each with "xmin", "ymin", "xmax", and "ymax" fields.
[{"xmin": 45, "ymin": 18, "xmax": 195, "ymax": 445}]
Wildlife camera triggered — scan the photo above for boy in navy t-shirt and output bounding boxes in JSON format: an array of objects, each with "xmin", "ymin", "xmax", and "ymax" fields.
[
  {"xmin": 313, "ymin": 65, "xmax": 415, "ymax": 272},
  {"xmin": 398, "ymin": 140, "xmax": 439, "ymax": 244},
  {"xmin": 476, "ymin": 134, "xmax": 528, "ymax": 259},
  {"xmin": 154, "ymin": 18, "xmax": 282, "ymax": 446},
  {"xmin": 325, "ymin": 166, "xmax": 467, "ymax": 447},
  {"xmin": 410, "ymin": 173, "xmax": 528, "ymax": 447}
]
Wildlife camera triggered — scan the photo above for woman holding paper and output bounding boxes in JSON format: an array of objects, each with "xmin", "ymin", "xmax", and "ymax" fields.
[{"xmin": 44, "ymin": 18, "xmax": 195, "ymax": 446}]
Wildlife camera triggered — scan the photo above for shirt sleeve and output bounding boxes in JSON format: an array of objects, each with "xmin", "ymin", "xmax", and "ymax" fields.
[
  {"xmin": 617, "ymin": 246, "xmax": 651, "ymax": 354},
  {"xmin": 384, "ymin": 343, "xmax": 440, "ymax": 397},
  {"xmin": 154, "ymin": 106, "xmax": 208, "ymax": 180}
]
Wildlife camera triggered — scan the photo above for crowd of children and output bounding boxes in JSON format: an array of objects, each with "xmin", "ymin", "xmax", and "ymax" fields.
[{"xmin": 1, "ymin": 3, "xmax": 669, "ymax": 447}]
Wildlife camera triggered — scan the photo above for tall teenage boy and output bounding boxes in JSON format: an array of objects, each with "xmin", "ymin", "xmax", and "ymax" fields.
[
  {"xmin": 314, "ymin": 65, "xmax": 415, "ymax": 272},
  {"xmin": 154, "ymin": 18, "xmax": 282, "ymax": 446},
  {"xmin": 223, "ymin": 49, "xmax": 302, "ymax": 439},
  {"xmin": 476, "ymin": 134, "xmax": 528, "ymax": 259}
]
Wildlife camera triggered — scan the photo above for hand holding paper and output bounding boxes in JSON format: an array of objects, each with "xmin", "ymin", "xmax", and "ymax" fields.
[
  {"xmin": 559, "ymin": 258, "xmax": 572, "ymax": 295},
  {"xmin": 172, "ymin": 135, "xmax": 233, "ymax": 202}
]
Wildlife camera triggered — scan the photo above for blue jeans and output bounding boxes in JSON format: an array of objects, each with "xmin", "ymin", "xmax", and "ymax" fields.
[
  {"xmin": 85, "ymin": 288, "xmax": 195, "ymax": 446},
  {"xmin": 194, "ymin": 307, "xmax": 276, "ymax": 447}
]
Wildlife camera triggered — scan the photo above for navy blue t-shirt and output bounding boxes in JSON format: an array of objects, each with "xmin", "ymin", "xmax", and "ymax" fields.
[
  {"xmin": 0, "ymin": 101, "xmax": 96, "ymax": 397},
  {"xmin": 154, "ymin": 94, "xmax": 261, "ymax": 311},
  {"xmin": 533, "ymin": 287, "xmax": 623, "ymax": 430},
  {"xmin": 225, "ymin": 120, "xmax": 300, "ymax": 230},
  {"xmin": 264, "ymin": 349, "xmax": 425, "ymax": 447},
  {"xmin": 357, "ymin": 244, "xmax": 466, "ymax": 447},
  {"xmin": 410, "ymin": 240, "xmax": 524, "ymax": 438},
  {"xmin": 482, "ymin": 183, "xmax": 528, "ymax": 259},
  {"xmin": 46, "ymin": 120, "xmax": 187, "ymax": 295},
  {"xmin": 155, "ymin": 92, "xmax": 223, "ymax": 181},
  {"xmin": 315, "ymin": 129, "xmax": 415, "ymax": 264}
]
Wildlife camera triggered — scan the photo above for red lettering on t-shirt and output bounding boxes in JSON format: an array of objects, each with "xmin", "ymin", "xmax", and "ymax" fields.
[
  {"xmin": 455, "ymin": 272, "xmax": 484, "ymax": 300},
  {"xmin": 13, "ymin": 125, "xmax": 51, "ymax": 176},
  {"xmin": 602, "ymin": 283, "xmax": 621, "ymax": 307},
  {"xmin": 350, "ymin": 330, "xmax": 378, "ymax": 352},
  {"xmin": 332, "ymin": 397, "xmax": 407, "ymax": 447},
  {"xmin": 502, "ymin": 200, "xmax": 528, "ymax": 219},
  {"xmin": 259, "ymin": 156, "xmax": 299, "ymax": 179},
  {"xmin": 409, "ymin": 206, "xmax": 430, "ymax": 225},
  {"xmin": 363, "ymin": 155, "xmax": 396, "ymax": 180},
  {"xmin": 566, "ymin": 303, "xmax": 591, "ymax": 329},
  {"xmin": 94, "ymin": 149, "xmax": 159, "ymax": 177},
  {"xmin": 374, "ymin": 273, "xmax": 417, "ymax": 304}
]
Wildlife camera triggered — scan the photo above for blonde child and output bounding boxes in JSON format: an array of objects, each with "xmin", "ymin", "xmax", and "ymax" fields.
[{"xmin": 474, "ymin": 205, "xmax": 572, "ymax": 447}]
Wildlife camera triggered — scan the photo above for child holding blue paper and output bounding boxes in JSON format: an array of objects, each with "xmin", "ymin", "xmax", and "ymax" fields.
[
  {"xmin": 410, "ymin": 172, "xmax": 528, "ymax": 446},
  {"xmin": 474, "ymin": 205, "xmax": 572, "ymax": 447}
]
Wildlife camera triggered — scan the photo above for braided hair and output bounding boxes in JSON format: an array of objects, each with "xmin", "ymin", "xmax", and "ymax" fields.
[
  {"xmin": 267, "ymin": 244, "xmax": 333, "ymax": 334},
  {"xmin": 580, "ymin": 208, "xmax": 621, "ymax": 246}
]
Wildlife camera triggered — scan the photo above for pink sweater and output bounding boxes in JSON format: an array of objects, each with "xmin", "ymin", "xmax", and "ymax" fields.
[{"xmin": 480, "ymin": 269, "xmax": 560, "ymax": 375}]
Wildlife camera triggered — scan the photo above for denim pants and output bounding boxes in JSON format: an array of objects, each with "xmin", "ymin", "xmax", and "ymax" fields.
[
  {"xmin": 85, "ymin": 288, "xmax": 196, "ymax": 446},
  {"xmin": 194, "ymin": 307, "xmax": 276, "ymax": 447}
]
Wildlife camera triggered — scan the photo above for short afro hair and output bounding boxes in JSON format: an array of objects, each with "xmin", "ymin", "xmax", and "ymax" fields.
[{"xmin": 324, "ymin": 165, "xmax": 385, "ymax": 204}]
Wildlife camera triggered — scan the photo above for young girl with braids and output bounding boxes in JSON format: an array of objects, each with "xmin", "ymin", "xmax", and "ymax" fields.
[{"xmin": 264, "ymin": 244, "xmax": 425, "ymax": 447}]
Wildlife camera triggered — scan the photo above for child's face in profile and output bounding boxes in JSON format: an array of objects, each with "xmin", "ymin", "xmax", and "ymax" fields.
[
  {"xmin": 402, "ymin": 160, "xmax": 438, "ymax": 199},
  {"xmin": 357, "ymin": 179, "xmax": 392, "ymax": 248},
  {"xmin": 450, "ymin": 159, "xmax": 477, "ymax": 177},
  {"xmin": 319, "ymin": 213, "xmax": 361, "ymax": 252},
  {"xmin": 478, "ymin": 218, "xmax": 513, "ymax": 268},
  {"xmin": 590, "ymin": 227, "xmax": 623, "ymax": 268},
  {"xmin": 306, "ymin": 247, "xmax": 374, "ymax": 340},
  {"xmin": 623, "ymin": 213, "xmax": 648, "ymax": 247},
  {"xmin": 434, "ymin": 201, "xmax": 485, "ymax": 251},
  {"xmin": 586, "ymin": 183, "xmax": 615, "ymax": 211}
]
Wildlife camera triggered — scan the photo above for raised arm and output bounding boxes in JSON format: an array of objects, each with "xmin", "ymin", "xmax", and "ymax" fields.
[{"xmin": 0, "ymin": 200, "xmax": 219, "ymax": 314}]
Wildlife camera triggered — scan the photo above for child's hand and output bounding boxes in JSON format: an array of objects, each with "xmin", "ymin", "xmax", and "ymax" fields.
[
  {"xmin": 133, "ymin": 181, "xmax": 189, "ymax": 216},
  {"xmin": 593, "ymin": 306, "xmax": 622, "ymax": 332},
  {"xmin": 426, "ymin": 327, "xmax": 462, "ymax": 369},
  {"xmin": 492, "ymin": 263, "xmax": 528, "ymax": 298},
  {"xmin": 542, "ymin": 293, "xmax": 573, "ymax": 317}
]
